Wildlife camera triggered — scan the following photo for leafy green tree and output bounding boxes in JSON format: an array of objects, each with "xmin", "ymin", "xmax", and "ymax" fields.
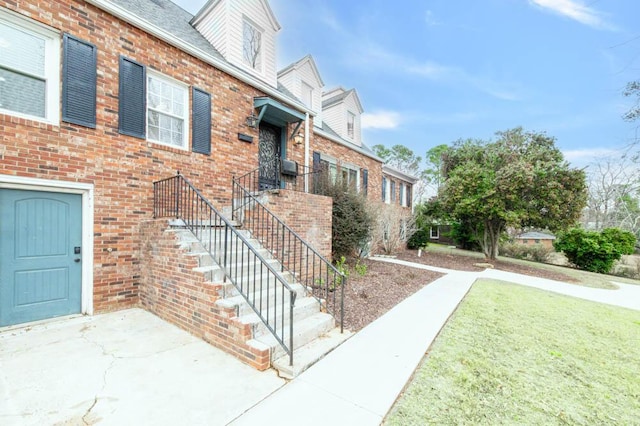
[
  {"xmin": 554, "ymin": 228, "xmax": 636, "ymax": 273},
  {"xmin": 422, "ymin": 144, "xmax": 449, "ymax": 193},
  {"xmin": 439, "ymin": 127, "xmax": 587, "ymax": 260},
  {"xmin": 372, "ymin": 144, "xmax": 422, "ymax": 176}
]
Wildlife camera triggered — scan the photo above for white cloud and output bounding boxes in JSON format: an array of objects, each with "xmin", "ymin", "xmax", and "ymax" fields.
[
  {"xmin": 407, "ymin": 61, "xmax": 459, "ymax": 80},
  {"xmin": 529, "ymin": 0, "xmax": 616, "ymax": 30},
  {"xmin": 362, "ymin": 111, "xmax": 401, "ymax": 129}
]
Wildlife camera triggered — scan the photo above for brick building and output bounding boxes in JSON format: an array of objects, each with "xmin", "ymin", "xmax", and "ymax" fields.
[{"xmin": 0, "ymin": 0, "xmax": 416, "ymax": 369}]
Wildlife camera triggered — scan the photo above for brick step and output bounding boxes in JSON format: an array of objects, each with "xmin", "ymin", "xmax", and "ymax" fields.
[{"xmin": 272, "ymin": 327, "xmax": 354, "ymax": 379}]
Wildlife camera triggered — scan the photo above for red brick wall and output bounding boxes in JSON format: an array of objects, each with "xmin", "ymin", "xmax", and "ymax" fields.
[
  {"xmin": 0, "ymin": 0, "xmax": 293, "ymax": 313},
  {"xmin": 281, "ymin": 127, "xmax": 383, "ymax": 203},
  {"xmin": 260, "ymin": 189, "xmax": 333, "ymax": 260},
  {"xmin": 139, "ymin": 219, "xmax": 270, "ymax": 370}
]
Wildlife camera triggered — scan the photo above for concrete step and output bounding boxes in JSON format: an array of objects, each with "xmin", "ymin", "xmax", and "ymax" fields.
[
  {"xmin": 237, "ymin": 296, "xmax": 322, "ymax": 337},
  {"xmin": 169, "ymin": 217, "xmax": 241, "ymax": 228},
  {"xmin": 216, "ymin": 283, "xmax": 306, "ymax": 316},
  {"xmin": 272, "ymin": 327, "xmax": 354, "ymax": 379},
  {"xmin": 251, "ymin": 312, "xmax": 336, "ymax": 361},
  {"xmin": 215, "ymin": 270, "xmax": 297, "ymax": 298}
]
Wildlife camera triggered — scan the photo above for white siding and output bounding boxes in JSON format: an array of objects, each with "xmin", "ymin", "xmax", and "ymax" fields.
[
  {"xmin": 323, "ymin": 103, "xmax": 344, "ymax": 137},
  {"xmin": 343, "ymin": 92, "xmax": 361, "ymax": 146},
  {"xmin": 192, "ymin": 1, "xmax": 228, "ymax": 58},
  {"xmin": 193, "ymin": 0, "xmax": 278, "ymax": 87},
  {"xmin": 298, "ymin": 61, "xmax": 322, "ymax": 125}
]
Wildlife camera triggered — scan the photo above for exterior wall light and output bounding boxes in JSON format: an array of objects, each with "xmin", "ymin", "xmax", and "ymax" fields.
[{"xmin": 246, "ymin": 112, "xmax": 258, "ymax": 128}]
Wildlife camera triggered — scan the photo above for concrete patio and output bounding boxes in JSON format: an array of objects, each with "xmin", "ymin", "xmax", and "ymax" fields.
[{"xmin": 0, "ymin": 309, "xmax": 285, "ymax": 425}]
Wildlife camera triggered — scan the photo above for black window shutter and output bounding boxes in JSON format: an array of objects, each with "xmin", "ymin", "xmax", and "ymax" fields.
[
  {"xmin": 362, "ymin": 169, "xmax": 368, "ymax": 195},
  {"xmin": 118, "ymin": 56, "xmax": 146, "ymax": 138},
  {"xmin": 382, "ymin": 177, "xmax": 386, "ymax": 201},
  {"xmin": 62, "ymin": 34, "xmax": 97, "ymax": 128},
  {"xmin": 312, "ymin": 151, "xmax": 321, "ymax": 171},
  {"xmin": 192, "ymin": 87, "xmax": 211, "ymax": 155},
  {"xmin": 407, "ymin": 185, "xmax": 412, "ymax": 207}
]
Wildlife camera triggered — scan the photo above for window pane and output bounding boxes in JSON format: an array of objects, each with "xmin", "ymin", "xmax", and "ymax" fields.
[
  {"xmin": 0, "ymin": 68, "xmax": 45, "ymax": 117},
  {"xmin": 0, "ymin": 23, "xmax": 45, "ymax": 76}
]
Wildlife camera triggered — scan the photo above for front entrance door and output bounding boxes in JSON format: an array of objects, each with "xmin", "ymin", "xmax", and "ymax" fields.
[
  {"xmin": 258, "ymin": 123, "xmax": 281, "ymax": 190},
  {"xmin": 0, "ymin": 189, "xmax": 83, "ymax": 326}
]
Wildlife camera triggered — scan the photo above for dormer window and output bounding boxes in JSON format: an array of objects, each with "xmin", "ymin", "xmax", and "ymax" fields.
[
  {"xmin": 301, "ymin": 81, "xmax": 313, "ymax": 108},
  {"xmin": 347, "ymin": 111, "xmax": 355, "ymax": 139},
  {"xmin": 243, "ymin": 19, "xmax": 262, "ymax": 70}
]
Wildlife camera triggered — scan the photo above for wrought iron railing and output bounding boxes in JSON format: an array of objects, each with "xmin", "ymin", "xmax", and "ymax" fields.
[
  {"xmin": 232, "ymin": 168, "xmax": 345, "ymax": 332},
  {"xmin": 154, "ymin": 173, "xmax": 296, "ymax": 365}
]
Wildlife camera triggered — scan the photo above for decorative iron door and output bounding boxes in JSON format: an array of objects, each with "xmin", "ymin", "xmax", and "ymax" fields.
[{"xmin": 258, "ymin": 123, "xmax": 281, "ymax": 190}]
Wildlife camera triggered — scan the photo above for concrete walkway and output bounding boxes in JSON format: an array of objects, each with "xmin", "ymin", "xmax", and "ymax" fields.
[
  {"xmin": 2, "ymin": 259, "xmax": 637, "ymax": 425},
  {"xmin": 234, "ymin": 257, "xmax": 640, "ymax": 425}
]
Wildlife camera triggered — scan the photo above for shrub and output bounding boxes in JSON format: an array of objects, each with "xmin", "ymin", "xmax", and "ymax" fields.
[
  {"xmin": 369, "ymin": 202, "xmax": 416, "ymax": 255},
  {"xmin": 501, "ymin": 242, "xmax": 553, "ymax": 263},
  {"xmin": 407, "ymin": 228, "xmax": 429, "ymax": 250},
  {"xmin": 317, "ymin": 176, "xmax": 373, "ymax": 260},
  {"xmin": 554, "ymin": 228, "xmax": 637, "ymax": 274}
]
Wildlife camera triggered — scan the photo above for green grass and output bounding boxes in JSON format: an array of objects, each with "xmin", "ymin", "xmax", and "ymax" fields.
[
  {"xmin": 424, "ymin": 243, "xmax": 640, "ymax": 289},
  {"xmin": 385, "ymin": 280, "xmax": 640, "ymax": 425}
]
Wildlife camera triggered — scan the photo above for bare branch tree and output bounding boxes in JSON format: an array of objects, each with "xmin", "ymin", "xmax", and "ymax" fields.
[{"xmin": 243, "ymin": 22, "xmax": 262, "ymax": 70}]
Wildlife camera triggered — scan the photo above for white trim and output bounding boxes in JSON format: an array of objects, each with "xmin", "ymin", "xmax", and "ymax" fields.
[
  {"xmin": 0, "ymin": 8, "xmax": 60, "ymax": 125},
  {"xmin": 430, "ymin": 226, "xmax": 440, "ymax": 239},
  {"xmin": 146, "ymin": 70, "xmax": 190, "ymax": 151},
  {"xmin": 0, "ymin": 175, "xmax": 95, "ymax": 316},
  {"xmin": 85, "ymin": 0, "xmax": 313, "ymax": 117},
  {"xmin": 314, "ymin": 128, "xmax": 383, "ymax": 162},
  {"xmin": 382, "ymin": 164, "xmax": 419, "ymax": 183}
]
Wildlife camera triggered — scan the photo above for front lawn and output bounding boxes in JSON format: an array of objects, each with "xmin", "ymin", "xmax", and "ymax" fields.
[{"xmin": 385, "ymin": 280, "xmax": 640, "ymax": 425}]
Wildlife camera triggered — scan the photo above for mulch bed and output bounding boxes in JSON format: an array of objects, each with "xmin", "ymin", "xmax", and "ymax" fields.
[{"xmin": 343, "ymin": 248, "xmax": 578, "ymax": 332}]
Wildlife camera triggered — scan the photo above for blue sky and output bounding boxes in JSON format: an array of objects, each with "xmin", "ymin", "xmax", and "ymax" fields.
[{"xmin": 173, "ymin": 0, "xmax": 639, "ymax": 168}]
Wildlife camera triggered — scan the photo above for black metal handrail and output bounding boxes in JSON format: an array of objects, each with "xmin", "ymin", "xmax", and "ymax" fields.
[
  {"xmin": 154, "ymin": 173, "xmax": 296, "ymax": 366},
  {"xmin": 232, "ymin": 168, "xmax": 345, "ymax": 332}
]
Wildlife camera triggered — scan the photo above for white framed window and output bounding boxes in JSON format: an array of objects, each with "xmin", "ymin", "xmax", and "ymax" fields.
[
  {"xmin": 430, "ymin": 226, "xmax": 439, "ymax": 239},
  {"xmin": 301, "ymin": 81, "xmax": 313, "ymax": 109},
  {"xmin": 320, "ymin": 156, "xmax": 360, "ymax": 191},
  {"xmin": 347, "ymin": 111, "xmax": 355, "ymax": 139},
  {"xmin": 0, "ymin": 10, "xmax": 60, "ymax": 124},
  {"xmin": 400, "ymin": 183, "xmax": 406, "ymax": 206},
  {"xmin": 147, "ymin": 72, "xmax": 189, "ymax": 149},
  {"xmin": 384, "ymin": 177, "xmax": 391, "ymax": 203},
  {"xmin": 242, "ymin": 19, "xmax": 262, "ymax": 71}
]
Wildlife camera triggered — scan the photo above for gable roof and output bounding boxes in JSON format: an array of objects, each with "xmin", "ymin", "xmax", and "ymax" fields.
[
  {"xmin": 382, "ymin": 164, "xmax": 419, "ymax": 184},
  {"xmin": 191, "ymin": 0, "xmax": 281, "ymax": 31},
  {"xmin": 322, "ymin": 87, "xmax": 364, "ymax": 113},
  {"xmin": 516, "ymin": 232, "xmax": 556, "ymax": 240},
  {"xmin": 110, "ymin": 0, "xmax": 224, "ymax": 60},
  {"xmin": 87, "ymin": 0, "xmax": 311, "ymax": 115},
  {"xmin": 277, "ymin": 55, "xmax": 324, "ymax": 87}
]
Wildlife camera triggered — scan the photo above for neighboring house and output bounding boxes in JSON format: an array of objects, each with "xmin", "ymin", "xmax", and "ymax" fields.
[
  {"xmin": 515, "ymin": 232, "xmax": 556, "ymax": 249},
  {"xmin": 0, "ymin": 0, "xmax": 409, "ymax": 371},
  {"xmin": 427, "ymin": 224, "xmax": 456, "ymax": 246}
]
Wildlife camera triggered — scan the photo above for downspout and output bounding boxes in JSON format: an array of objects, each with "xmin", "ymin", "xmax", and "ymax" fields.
[{"xmin": 304, "ymin": 112, "xmax": 310, "ymax": 193}]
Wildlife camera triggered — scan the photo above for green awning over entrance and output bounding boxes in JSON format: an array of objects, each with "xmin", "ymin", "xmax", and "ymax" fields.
[{"xmin": 254, "ymin": 97, "xmax": 305, "ymax": 127}]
